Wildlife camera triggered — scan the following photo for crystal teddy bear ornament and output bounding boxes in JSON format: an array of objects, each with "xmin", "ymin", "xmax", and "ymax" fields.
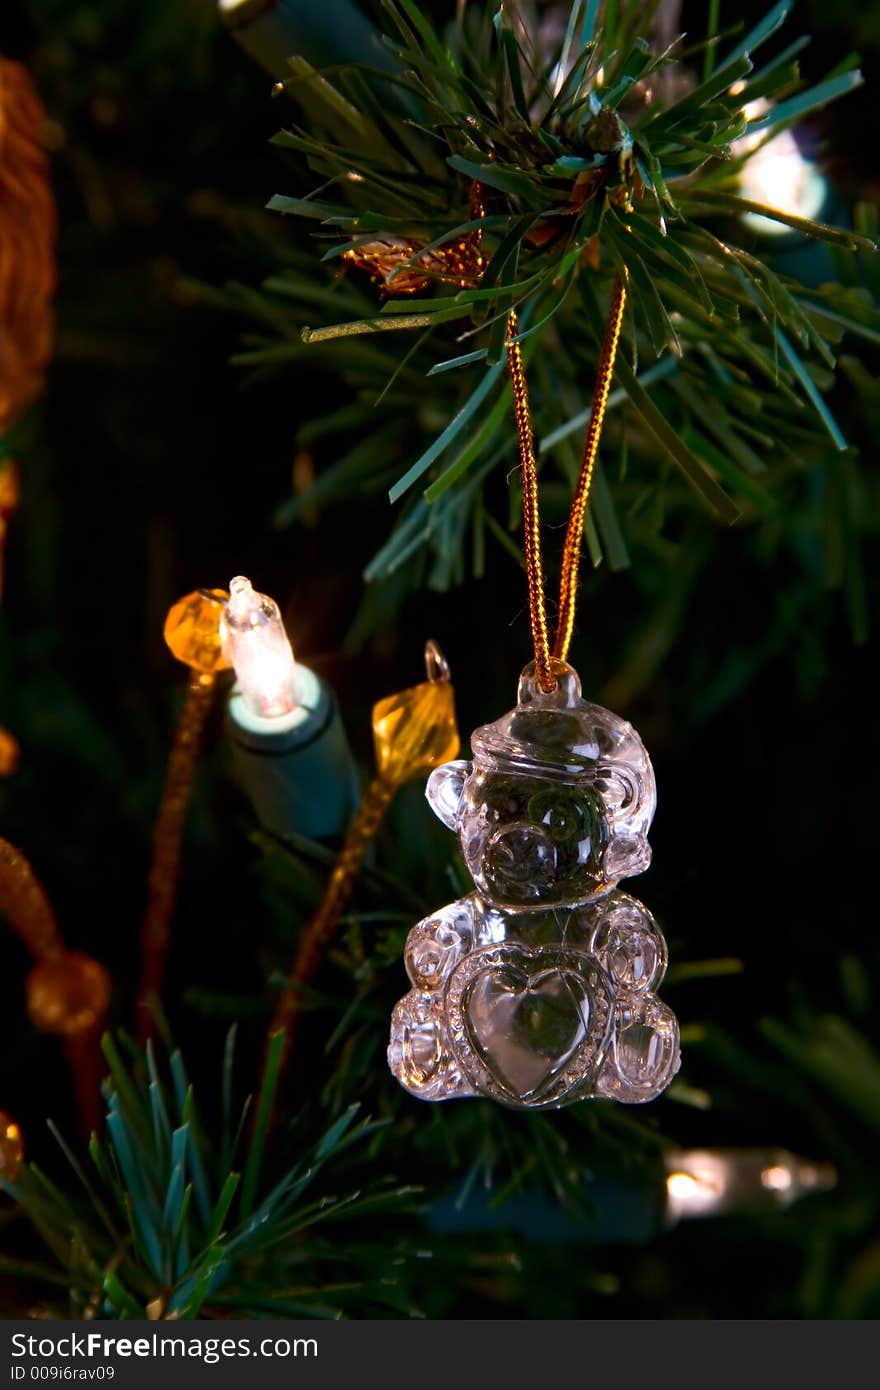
[{"xmin": 388, "ymin": 659, "xmax": 680, "ymax": 1109}]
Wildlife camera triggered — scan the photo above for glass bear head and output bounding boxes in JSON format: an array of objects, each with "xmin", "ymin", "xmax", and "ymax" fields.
[{"xmin": 427, "ymin": 660, "xmax": 656, "ymax": 910}]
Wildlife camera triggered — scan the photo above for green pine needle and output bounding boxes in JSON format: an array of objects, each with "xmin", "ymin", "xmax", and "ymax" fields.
[
  {"xmin": 202, "ymin": 0, "xmax": 877, "ymax": 654},
  {"xmin": 5, "ymin": 1034, "xmax": 407, "ymax": 1319}
]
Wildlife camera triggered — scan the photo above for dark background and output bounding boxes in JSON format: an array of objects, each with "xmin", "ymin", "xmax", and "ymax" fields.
[{"xmin": 0, "ymin": 0, "xmax": 878, "ymax": 1318}]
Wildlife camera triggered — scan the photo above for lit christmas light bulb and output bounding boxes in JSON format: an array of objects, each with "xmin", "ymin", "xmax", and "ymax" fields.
[
  {"xmin": 664, "ymin": 1148, "xmax": 836, "ymax": 1224},
  {"xmin": 735, "ymin": 98, "xmax": 828, "ymax": 236},
  {"xmin": 221, "ymin": 576, "xmax": 299, "ymax": 721},
  {"xmin": 223, "ymin": 576, "xmax": 358, "ymax": 841}
]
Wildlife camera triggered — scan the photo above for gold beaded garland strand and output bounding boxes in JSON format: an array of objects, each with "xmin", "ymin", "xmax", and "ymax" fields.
[
  {"xmin": 137, "ymin": 589, "xmax": 231, "ymax": 1042},
  {"xmin": 257, "ymin": 643, "xmax": 459, "ymax": 1144},
  {"xmin": 0, "ymin": 837, "xmax": 110, "ymax": 1136}
]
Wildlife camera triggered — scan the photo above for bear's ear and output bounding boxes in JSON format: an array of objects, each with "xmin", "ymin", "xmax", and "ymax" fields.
[{"xmin": 426, "ymin": 760, "xmax": 470, "ymax": 830}]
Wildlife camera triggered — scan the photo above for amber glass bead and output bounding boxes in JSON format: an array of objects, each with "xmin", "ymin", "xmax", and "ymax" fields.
[
  {"xmin": 163, "ymin": 588, "xmax": 231, "ymax": 674},
  {"xmin": 26, "ymin": 950, "xmax": 111, "ymax": 1037},
  {"xmin": 372, "ymin": 677, "xmax": 459, "ymax": 786},
  {"xmin": 0, "ymin": 1112, "xmax": 23, "ymax": 1182},
  {"xmin": 0, "ymin": 727, "xmax": 19, "ymax": 776}
]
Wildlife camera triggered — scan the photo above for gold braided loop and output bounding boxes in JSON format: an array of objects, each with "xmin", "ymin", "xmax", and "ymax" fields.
[
  {"xmin": 506, "ymin": 308, "xmax": 555, "ymax": 692},
  {"xmin": 346, "ymin": 176, "xmax": 626, "ymax": 681},
  {"xmin": 553, "ymin": 275, "xmax": 627, "ymax": 661}
]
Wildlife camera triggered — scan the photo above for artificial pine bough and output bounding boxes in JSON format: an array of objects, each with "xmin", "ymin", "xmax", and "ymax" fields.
[
  {"xmin": 3, "ymin": 0, "xmax": 879, "ymax": 1320},
  {"xmin": 221, "ymin": 0, "xmax": 877, "ymax": 657}
]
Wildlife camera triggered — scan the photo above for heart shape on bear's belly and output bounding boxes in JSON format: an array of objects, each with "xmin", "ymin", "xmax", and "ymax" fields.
[
  {"xmin": 445, "ymin": 945, "xmax": 612, "ymax": 1106},
  {"xmin": 466, "ymin": 966, "xmax": 590, "ymax": 1098}
]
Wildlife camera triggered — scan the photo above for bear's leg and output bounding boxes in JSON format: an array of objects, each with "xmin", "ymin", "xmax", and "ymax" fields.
[{"xmin": 388, "ymin": 989, "xmax": 476, "ymax": 1101}]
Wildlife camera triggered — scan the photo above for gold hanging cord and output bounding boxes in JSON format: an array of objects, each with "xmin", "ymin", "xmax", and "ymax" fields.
[{"xmin": 505, "ymin": 275, "xmax": 628, "ymax": 691}]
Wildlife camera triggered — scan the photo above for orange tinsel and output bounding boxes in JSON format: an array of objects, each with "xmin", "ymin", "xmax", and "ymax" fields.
[{"xmin": 0, "ymin": 57, "xmax": 56, "ymax": 432}]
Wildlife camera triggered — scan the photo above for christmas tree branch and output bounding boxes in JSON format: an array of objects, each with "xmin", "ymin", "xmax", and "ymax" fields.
[{"xmin": 196, "ymin": 0, "xmax": 878, "ymax": 650}]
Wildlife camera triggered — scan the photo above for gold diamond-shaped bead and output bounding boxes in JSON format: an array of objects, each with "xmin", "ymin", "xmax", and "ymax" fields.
[
  {"xmin": 372, "ymin": 644, "xmax": 459, "ymax": 785},
  {"xmin": 163, "ymin": 588, "xmax": 231, "ymax": 674},
  {"xmin": 0, "ymin": 1112, "xmax": 23, "ymax": 1182},
  {"xmin": 26, "ymin": 950, "xmax": 111, "ymax": 1037}
]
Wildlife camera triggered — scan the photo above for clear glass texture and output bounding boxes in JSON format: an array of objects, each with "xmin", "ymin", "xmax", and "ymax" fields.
[
  {"xmin": 427, "ymin": 660, "xmax": 655, "ymax": 907},
  {"xmin": 221, "ymin": 576, "xmax": 298, "ymax": 719},
  {"xmin": 389, "ymin": 890, "xmax": 679, "ymax": 1109},
  {"xmin": 388, "ymin": 662, "xmax": 679, "ymax": 1111}
]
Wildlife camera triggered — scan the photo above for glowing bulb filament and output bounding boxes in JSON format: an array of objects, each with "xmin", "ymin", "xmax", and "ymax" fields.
[
  {"xmin": 221, "ymin": 575, "xmax": 298, "ymax": 719},
  {"xmin": 761, "ymin": 1163, "xmax": 793, "ymax": 1192}
]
